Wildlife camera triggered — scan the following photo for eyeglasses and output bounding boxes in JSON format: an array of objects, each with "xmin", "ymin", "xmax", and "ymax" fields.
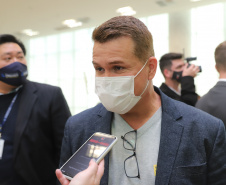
[{"xmin": 121, "ymin": 130, "xmax": 140, "ymax": 179}]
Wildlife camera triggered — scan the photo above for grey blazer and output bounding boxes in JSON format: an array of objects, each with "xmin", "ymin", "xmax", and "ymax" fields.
[
  {"xmin": 196, "ymin": 81, "xmax": 226, "ymax": 127},
  {"xmin": 60, "ymin": 87, "xmax": 226, "ymax": 185}
]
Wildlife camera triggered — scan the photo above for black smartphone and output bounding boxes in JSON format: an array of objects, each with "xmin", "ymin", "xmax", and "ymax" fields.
[{"xmin": 60, "ymin": 132, "xmax": 118, "ymax": 180}]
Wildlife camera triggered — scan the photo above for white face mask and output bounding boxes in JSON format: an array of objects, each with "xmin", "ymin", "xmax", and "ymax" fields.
[{"xmin": 95, "ymin": 60, "xmax": 149, "ymax": 114}]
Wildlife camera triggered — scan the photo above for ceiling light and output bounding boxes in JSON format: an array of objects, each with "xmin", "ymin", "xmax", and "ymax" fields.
[
  {"xmin": 63, "ymin": 19, "xmax": 82, "ymax": 28},
  {"xmin": 21, "ymin": 29, "xmax": 39, "ymax": 36},
  {"xmin": 116, "ymin": 6, "xmax": 136, "ymax": 16},
  {"xmin": 190, "ymin": 0, "xmax": 201, "ymax": 2}
]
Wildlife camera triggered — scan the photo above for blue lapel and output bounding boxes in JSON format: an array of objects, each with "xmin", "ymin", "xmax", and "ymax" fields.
[
  {"xmin": 93, "ymin": 88, "xmax": 184, "ymax": 185},
  {"xmin": 77, "ymin": 87, "xmax": 184, "ymax": 185},
  {"xmin": 155, "ymin": 88, "xmax": 184, "ymax": 185},
  {"xmin": 88, "ymin": 104, "xmax": 113, "ymax": 185}
]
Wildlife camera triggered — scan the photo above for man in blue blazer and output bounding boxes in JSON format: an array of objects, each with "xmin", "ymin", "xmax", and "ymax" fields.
[{"xmin": 59, "ymin": 16, "xmax": 226, "ymax": 185}]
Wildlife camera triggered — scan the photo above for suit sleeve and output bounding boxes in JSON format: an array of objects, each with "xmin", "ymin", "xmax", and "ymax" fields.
[
  {"xmin": 180, "ymin": 76, "xmax": 199, "ymax": 106},
  {"xmin": 59, "ymin": 117, "xmax": 74, "ymax": 167},
  {"xmin": 195, "ymin": 96, "xmax": 207, "ymax": 111},
  {"xmin": 207, "ymin": 120, "xmax": 226, "ymax": 184},
  {"xmin": 50, "ymin": 88, "xmax": 71, "ymax": 165}
]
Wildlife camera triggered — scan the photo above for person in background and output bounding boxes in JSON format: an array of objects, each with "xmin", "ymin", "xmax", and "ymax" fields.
[
  {"xmin": 159, "ymin": 52, "xmax": 200, "ymax": 106},
  {"xmin": 56, "ymin": 159, "xmax": 104, "ymax": 185},
  {"xmin": 196, "ymin": 41, "xmax": 226, "ymax": 127},
  {"xmin": 59, "ymin": 16, "xmax": 226, "ymax": 185},
  {"xmin": 0, "ymin": 34, "xmax": 71, "ymax": 185}
]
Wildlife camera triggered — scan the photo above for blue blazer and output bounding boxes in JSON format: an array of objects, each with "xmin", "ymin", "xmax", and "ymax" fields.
[{"xmin": 60, "ymin": 87, "xmax": 226, "ymax": 185}]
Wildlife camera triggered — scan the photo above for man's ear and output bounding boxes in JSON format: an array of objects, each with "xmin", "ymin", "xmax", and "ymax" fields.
[
  {"xmin": 215, "ymin": 64, "xmax": 220, "ymax": 73},
  {"xmin": 148, "ymin": 57, "xmax": 157, "ymax": 80},
  {"xmin": 163, "ymin": 68, "xmax": 171, "ymax": 78}
]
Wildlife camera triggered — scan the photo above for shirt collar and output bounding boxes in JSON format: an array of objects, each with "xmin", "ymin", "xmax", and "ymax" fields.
[
  {"xmin": 168, "ymin": 86, "xmax": 181, "ymax": 95},
  {"xmin": 218, "ymin": 79, "xmax": 226, "ymax": 82},
  {"xmin": 0, "ymin": 85, "xmax": 23, "ymax": 96}
]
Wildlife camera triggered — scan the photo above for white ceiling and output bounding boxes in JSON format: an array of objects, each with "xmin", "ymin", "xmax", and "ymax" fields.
[{"xmin": 0, "ymin": 0, "xmax": 224, "ymax": 39}]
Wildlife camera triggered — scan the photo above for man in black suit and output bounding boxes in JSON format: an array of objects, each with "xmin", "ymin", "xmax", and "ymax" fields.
[
  {"xmin": 159, "ymin": 52, "xmax": 200, "ymax": 106},
  {"xmin": 0, "ymin": 34, "xmax": 71, "ymax": 185},
  {"xmin": 196, "ymin": 41, "xmax": 226, "ymax": 126}
]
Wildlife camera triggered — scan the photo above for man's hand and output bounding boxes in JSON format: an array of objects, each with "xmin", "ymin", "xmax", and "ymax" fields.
[
  {"xmin": 56, "ymin": 159, "xmax": 104, "ymax": 185},
  {"xmin": 182, "ymin": 63, "xmax": 200, "ymax": 77}
]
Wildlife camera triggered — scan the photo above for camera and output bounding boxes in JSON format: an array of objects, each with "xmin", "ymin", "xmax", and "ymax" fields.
[{"xmin": 185, "ymin": 57, "xmax": 202, "ymax": 72}]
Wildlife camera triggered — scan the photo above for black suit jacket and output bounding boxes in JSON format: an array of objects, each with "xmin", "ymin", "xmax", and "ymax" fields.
[
  {"xmin": 196, "ymin": 81, "xmax": 226, "ymax": 127},
  {"xmin": 13, "ymin": 80, "xmax": 71, "ymax": 185},
  {"xmin": 160, "ymin": 76, "xmax": 198, "ymax": 106}
]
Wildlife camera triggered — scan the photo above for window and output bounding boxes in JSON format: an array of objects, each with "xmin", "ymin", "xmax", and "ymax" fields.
[
  {"xmin": 191, "ymin": 3, "xmax": 225, "ymax": 96},
  {"xmin": 140, "ymin": 14, "xmax": 169, "ymax": 87}
]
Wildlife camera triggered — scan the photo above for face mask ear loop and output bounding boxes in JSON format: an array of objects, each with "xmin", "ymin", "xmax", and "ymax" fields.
[
  {"xmin": 134, "ymin": 59, "xmax": 149, "ymax": 78},
  {"xmin": 140, "ymin": 80, "xmax": 149, "ymax": 97},
  {"xmin": 133, "ymin": 59, "xmax": 149, "ymax": 97}
]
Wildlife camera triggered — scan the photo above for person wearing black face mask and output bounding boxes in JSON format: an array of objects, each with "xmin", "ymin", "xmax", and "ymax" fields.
[
  {"xmin": 0, "ymin": 34, "xmax": 71, "ymax": 185},
  {"xmin": 159, "ymin": 52, "xmax": 200, "ymax": 106}
]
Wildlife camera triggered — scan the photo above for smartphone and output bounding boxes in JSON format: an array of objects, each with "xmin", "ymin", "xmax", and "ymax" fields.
[{"xmin": 60, "ymin": 132, "xmax": 118, "ymax": 180}]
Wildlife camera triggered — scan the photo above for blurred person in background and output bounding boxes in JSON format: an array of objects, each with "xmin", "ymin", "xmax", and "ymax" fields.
[
  {"xmin": 159, "ymin": 52, "xmax": 200, "ymax": 106},
  {"xmin": 0, "ymin": 34, "xmax": 71, "ymax": 185},
  {"xmin": 196, "ymin": 41, "xmax": 226, "ymax": 127}
]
